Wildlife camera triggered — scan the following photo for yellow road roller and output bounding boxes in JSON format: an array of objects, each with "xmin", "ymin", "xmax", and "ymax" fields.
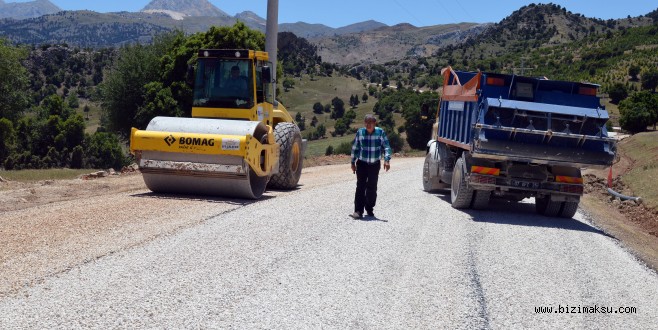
[{"xmin": 129, "ymin": 49, "xmax": 303, "ymax": 199}]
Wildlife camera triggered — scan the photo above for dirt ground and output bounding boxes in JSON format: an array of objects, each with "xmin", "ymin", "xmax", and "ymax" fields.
[
  {"xmin": 1, "ymin": 153, "xmax": 657, "ymax": 279},
  {"xmin": 581, "ymin": 148, "xmax": 658, "ymax": 272}
]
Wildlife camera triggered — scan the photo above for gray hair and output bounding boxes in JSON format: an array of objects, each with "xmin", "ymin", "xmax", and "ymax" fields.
[{"xmin": 364, "ymin": 114, "xmax": 377, "ymax": 122}]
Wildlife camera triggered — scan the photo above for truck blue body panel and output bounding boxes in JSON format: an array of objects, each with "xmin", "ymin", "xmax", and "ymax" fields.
[
  {"xmin": 438, "ymin": 100, "xmax": 478, "ymax": 146},
  {"xmin": 437, "ymin": 70, "xmax": 616, "ymax": 167},
  {"xmin": 484, "ymin": 98, "xmax": 609, "ymax": 119}
]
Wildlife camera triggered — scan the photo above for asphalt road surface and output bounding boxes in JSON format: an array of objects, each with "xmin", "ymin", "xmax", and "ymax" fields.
[{"xmin": 1, "ymin": 158, "xmax": 657, "ymax": 328}]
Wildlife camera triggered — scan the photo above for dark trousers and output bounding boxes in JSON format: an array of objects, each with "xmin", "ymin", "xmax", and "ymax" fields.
[{"xmin": 354, "ymin": 161, "xmax": 380, "ymax": 214}]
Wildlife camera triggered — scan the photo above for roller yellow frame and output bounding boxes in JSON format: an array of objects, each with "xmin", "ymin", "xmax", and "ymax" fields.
[{"xmin": 130, "ymin": 127, "xmax": 278, "ymax": 177}]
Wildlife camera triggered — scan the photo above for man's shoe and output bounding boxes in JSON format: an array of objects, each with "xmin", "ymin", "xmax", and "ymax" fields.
[
  {"xmin": 349, "ymin": 212, "xmax": 363, "ymax": 219},
  {"xmin": 366, "ymin": 211, "xmax": 374, "ymax": 217}
]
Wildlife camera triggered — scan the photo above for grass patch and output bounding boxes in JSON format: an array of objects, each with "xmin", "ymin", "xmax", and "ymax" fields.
[
  {"xmin": 278, "ymin": 74, "xmax": 382, "ymax": 132},
  {"xmin": 305, "ymin": 135, "xmax": 355, "ymax": 158},
  {"xmin": 618, "ymin": 131, "xmax": 658, "ymax": 209},
  {"xmin": 0, "ymin": 168, "xmax": 97, "ymax": 182},
  {"xmin": 601, "ymin": 98, "xmax": 620, "ymax": 127},
  {"xmin": 281, "ymin": 74, "xmax": 414, "ymax": 156},
  {"xmin": 75, "ymin": 100, "xmax": 103, "ymax": 134}
]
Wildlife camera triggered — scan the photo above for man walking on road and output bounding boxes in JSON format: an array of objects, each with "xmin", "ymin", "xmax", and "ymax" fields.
[{"xmin": 350, "ymin": 114, "xmax": 392, "ymax": 219}]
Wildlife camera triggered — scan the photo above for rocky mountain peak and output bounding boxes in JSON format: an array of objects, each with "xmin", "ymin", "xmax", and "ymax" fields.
[
  {"xmin": 141, "ymin": 0, "xmax": 230, "ymax": 18},
  {"xmin": 235, "ymin": 11, "xmax": 265, "ymax": 27},
  {"xmin": 0, "ymin": 0, "xmax": 60, "ymax": 19}
]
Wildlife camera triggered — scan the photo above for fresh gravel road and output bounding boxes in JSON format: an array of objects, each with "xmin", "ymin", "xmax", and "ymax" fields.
[{"xmin": 1, "ymin": 157, "xmax": 657, "ymax": 329}]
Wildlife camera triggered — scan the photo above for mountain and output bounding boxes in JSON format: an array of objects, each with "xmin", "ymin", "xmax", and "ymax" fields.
[
  {"xmin": 140, "ymin": 0, "xmax": 230, "ymax": 18},
  {"xmin": 279, "ymin": 22, "xmax": 335, "ymax": 39},
  {"xmin": 438, "ymin": 3, "xmax": 655, "ymax": 66},
  {"xmin": 0, "ymin": 0, "xmax": 60, "ymax": 20},
  {"xmin": 313, "ymin": 22, "xmax": 488, "ymax": 65},
  {"xmin": 307, "ymin": 3, "xmax": 656, "ymax": 65},
  {"xmin": 278, "ymin": 20, "xmax": 387, "ymax": 39},
  {"xmin": 335, "ymin": 20, "xmax": 387, "ymax": 35},
  {"xmin": 2, "ymin": 2, "xmax": 654, "ymax": 68},
  {"xmin": 0, "ymin": 10, "xmax": 389, "ymax": 48},
  {"xmin": 235, "ymin": 11, "xmax": 265, "ymax": 30},
  {"xmin": 644, "ymin": 7, "xmax": 658, "ymax": 23},
  {"xmin": 0, "ymin": 11, "xmax": 173, "ymax": 47}
]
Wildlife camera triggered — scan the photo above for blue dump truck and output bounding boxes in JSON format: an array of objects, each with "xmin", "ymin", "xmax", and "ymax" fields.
[{"xmin": 422, "ymin": 67, "xmax": 617, "ymax": 218}]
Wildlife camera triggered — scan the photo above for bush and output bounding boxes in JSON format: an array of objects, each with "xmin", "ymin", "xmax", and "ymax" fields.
[
  {"xmin": 0, "ymin": 118, "xmax": 16, "ymax": 162},
  {"xmin": 325, "ymin": 145, "xmax": 334, "ymax": 156},
  {"xmin": 607, "ymin": 82, "xmax": 628, "ymax": 104},
  {"xmin": 313, "ymin": 102, "xmax": 324, "ymax": 114},
  {"xmin": 71, "ymin": 145, "xmax": 84, "ymax": 169},
  {"xmin": 387, "ymin": 131, "xmax": 405, "ymax": 153},
  {"xmin": 3, "ymin": 154, "xmax": 16, "ymax": 170},
  {"xmin": 618, "ymin": 91, "xmax": 658, "ymax": 133},
  {"xmin": 334, "ymin": 142, "xmax": 353, "ymax": 155},
  {"xmin": 85, "ymin": 132, "xmax": 128, "ymax": 170},
  {"xmin": 333, "ymin": 119, "xmax": 348, "ymax": 136}
]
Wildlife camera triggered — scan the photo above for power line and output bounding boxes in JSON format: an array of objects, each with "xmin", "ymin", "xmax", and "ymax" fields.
[
  {"xmin": 392, "ymin": 0, "xmax": 426, "ymax": 26},
  {"xmin": 452, "ymin": 0, "xmax": 471, "ymax": 20},
  {"xmin": 433, "ymin": 0, "xmax": 458, "ymax": 24},
  {"xmin": 513, "ymin": 58, "xmax": 533, "ymax": 76}
]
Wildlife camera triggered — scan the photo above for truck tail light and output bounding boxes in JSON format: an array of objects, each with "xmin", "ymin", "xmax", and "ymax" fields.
[
  {"xmin": 578, "ymin": 86, "xmax": 597, "ymax": 96},
  {"xmin": 555, "ymin": 176, "xmax": 583, "ymax": 184},
  {"xmin": 486, "ymin": 77, "xmax": 505, "ymax": 86},
  {"xmin": 471, "ymin": 166, "xmax": 500, "ymax": 176}
]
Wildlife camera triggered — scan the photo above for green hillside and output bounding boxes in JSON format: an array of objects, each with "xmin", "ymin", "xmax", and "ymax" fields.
[
  {"xmin": 618, "ymin": 131, "xmax": 658, "ymax": 210},
  {"xmin": 278, "ymin": 74, "xmax": 408, "ymax": 157}
]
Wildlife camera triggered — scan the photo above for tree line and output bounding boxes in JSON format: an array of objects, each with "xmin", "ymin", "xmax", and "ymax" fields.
[
  {"xmin": 0, "ymin": 39, "xmax": 126, "ymax": 170},
  {"xmin": 1, "ymin": 22, "xmax": 327, "ymax": 171}
]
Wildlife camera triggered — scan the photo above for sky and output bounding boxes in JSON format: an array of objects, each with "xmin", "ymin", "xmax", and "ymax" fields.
[{"xmin": 6, "ymin": 0, "xmax": 658, "ymax": 28}]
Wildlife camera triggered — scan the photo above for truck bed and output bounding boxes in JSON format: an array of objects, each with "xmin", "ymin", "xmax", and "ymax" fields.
[{"xmin": 436, "ymin": 68, "xmax": 616, "ymax": 168}]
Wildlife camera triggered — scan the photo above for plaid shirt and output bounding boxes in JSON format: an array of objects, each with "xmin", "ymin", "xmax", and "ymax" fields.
[{"xmin": 351, "ymin": 127, "xmax": 392, "ymax": 164}]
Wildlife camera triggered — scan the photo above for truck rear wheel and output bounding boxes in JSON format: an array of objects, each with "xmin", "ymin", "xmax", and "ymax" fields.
[
  {"xmin": 471, "ymin": 190, "xmax": 491, "ymax": 210},
  {"xmin": 451, "ymin": 156, "xmax": 473, "ymax": 209},
  {"xmin": 559, "ymin": 200, "xmax": 579, "ymax": 218},
  {"xmin": 269, "ymin": 122, "xmax": 303, "ymax": 189},
  {"xmin": 535, "ymin": 195, "xmax": 561, "ymax": 217},
  {"xmin": 423, "ymin": 154, "xmax": 448, "ymax": 192}
]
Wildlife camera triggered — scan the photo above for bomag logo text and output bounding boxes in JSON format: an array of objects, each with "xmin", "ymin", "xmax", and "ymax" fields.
[{"xmin": 179, "ymin": 137, "xmax": 215, "ymax": 147}]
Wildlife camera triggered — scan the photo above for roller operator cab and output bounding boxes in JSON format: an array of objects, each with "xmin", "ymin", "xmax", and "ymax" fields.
[
  {"xmin": 422, "ymin": 67, "xmax": 617, "ymax": 218},
  {"xmin": 130, "ymin": 49, "xmax": 304, "ymax": 199}
]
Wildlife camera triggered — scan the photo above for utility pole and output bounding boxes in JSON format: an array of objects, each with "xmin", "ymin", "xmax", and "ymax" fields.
[
  {"xmin": 265, "ymin": 0, "xmax": 279, "ymax": 101},
  {"xmin": 514, "ymin": 58, "xmax": 533, "ymax": 76}
]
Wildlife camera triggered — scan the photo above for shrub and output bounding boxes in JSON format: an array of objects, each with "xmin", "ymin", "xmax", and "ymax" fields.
[
  {"xmin": 334, "ymin": 142, "xmax": 353, "ymax": 155},
  {"xmin": 3, "ymin": 154, "xmax": 16, "ymax": 170},
  {"xmin": 618, "ymin": 91, "xmax": 658, "ymax": 133},
  {"xmin": 71, "ymin": 145, "xmax": 84, "ymax": 169},
  {"xmin": 387, "ymin": 131, "xmax": 405, "ymax": 153},
  {"xmin": 606, "ymin": 82, "xmax": 628, "ymax": 104},
  {"xmin": 85, "ymin": 132, "xmax": 128, "ymax": 170}
]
